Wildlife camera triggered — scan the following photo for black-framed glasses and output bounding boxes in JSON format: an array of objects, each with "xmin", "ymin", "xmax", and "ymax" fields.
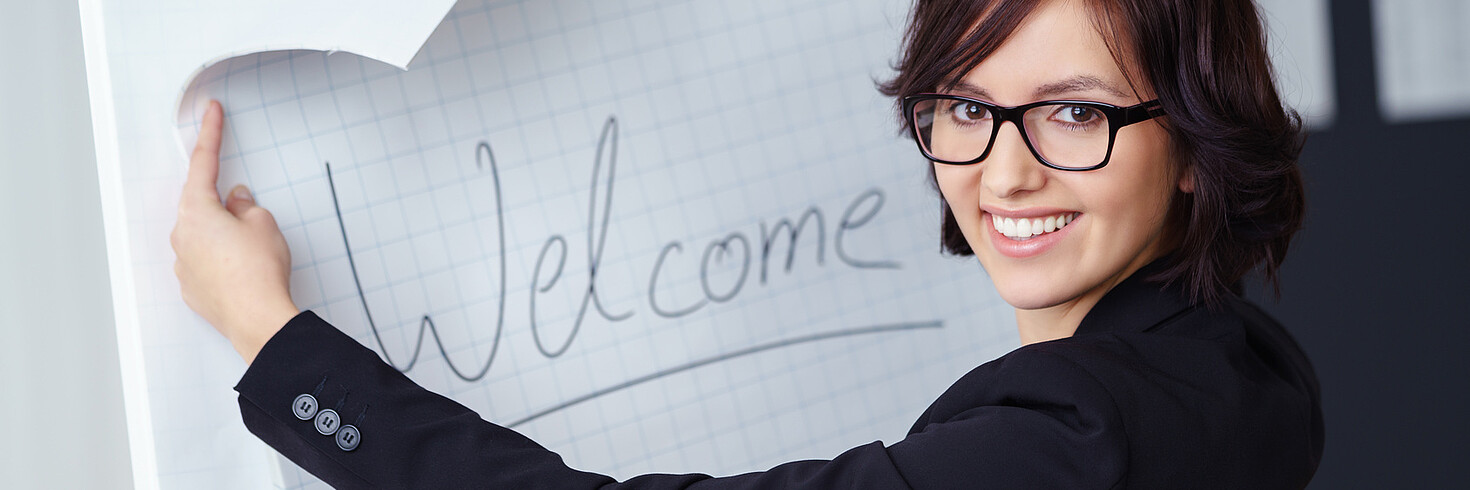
[{"xmin": 902, "ymin": 94, "xmax": 1165, "ymax": 171}]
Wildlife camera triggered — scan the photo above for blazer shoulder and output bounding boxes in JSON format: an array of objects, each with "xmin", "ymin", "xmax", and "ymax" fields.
[
  {"xmin": 915, "ymin": 341, "xmax": 1127, "ymax": 433},
  {"xmin": 897, "ymin": 345, "xmax": 1131, "ymax": 489}
]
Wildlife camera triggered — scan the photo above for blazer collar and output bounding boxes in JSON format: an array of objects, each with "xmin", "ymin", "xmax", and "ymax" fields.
[{"xmin": 1072, "ymin": 257, "xmax": 1198, "ymax": 336}]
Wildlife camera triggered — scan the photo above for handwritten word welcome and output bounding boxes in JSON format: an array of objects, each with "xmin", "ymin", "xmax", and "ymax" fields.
[{"xmin": 326, "ymin": 117, "xmax": 900, "ymax": 382}]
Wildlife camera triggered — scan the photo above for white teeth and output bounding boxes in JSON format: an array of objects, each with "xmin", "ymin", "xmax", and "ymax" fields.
[{"xmin": 993, "ymin": 212, "xmax": 1078, "ymax": 240}]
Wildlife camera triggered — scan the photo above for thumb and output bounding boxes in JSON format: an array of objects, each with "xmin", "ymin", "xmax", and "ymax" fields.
[{"xmin": 225, "ymin": 184, "xmax": 256, "ymax": 217}]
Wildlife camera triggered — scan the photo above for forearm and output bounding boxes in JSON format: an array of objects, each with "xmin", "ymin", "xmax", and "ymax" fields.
[
  {"xmin": 235, "ymin": 312, "xmax": 915, "ymax": 489},
  {"xmin": 235, "ymin": 311, "xmax": 614, "ymax": 488}
]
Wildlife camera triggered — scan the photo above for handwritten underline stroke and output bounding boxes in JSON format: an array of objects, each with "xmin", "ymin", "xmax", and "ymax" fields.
[{"xmin": 505, "ymin": 319, "xmax": 943, "ymax": 428}]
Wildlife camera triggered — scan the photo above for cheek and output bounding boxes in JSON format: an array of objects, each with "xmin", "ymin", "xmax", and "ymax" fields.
[
  {"xmin": 1089, "ymin": 183, "xmax": 1167, "ymax": 242},
  {"xmin": 1090, "ymin": 133, "xmax": 1178, "ymax": 242},
  {"xmin": 933, "ymin": 164, "xmax": 984, "ymax": 234},
  {"xmin": 933, "ymin": 164, "xmax": 978, "ymax": 210}
]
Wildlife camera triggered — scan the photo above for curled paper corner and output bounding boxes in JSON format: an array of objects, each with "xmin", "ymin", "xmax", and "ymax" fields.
[{"xmin": 171, "ymin": 0, "xmax": 456, "ymax": 162}]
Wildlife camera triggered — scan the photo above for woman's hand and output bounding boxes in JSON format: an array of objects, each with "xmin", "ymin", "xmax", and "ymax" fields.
[{"xmin": 171, "ymin": 100, "xmax": 299, "ymax": 365}]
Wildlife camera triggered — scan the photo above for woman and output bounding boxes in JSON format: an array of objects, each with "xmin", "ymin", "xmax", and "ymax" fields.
[{"xmin": 172, "ymin": 0, "xmax": 1323, "ymax": 487}]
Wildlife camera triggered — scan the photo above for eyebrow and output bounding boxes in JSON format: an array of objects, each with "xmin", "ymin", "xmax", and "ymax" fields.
[
  {"xmin": 1033, "ymin": 75, "xmax": 1131, "ymax": 100},
  {"xmin": 948, "ymin": 75, "xmax": 1132, "ymax": 102},
  {"xmin": 949, "ymin": 81, "xmax": 992, "ymax": 101}
]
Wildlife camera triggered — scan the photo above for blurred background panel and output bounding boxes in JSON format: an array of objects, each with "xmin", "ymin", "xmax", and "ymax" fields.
[
  {"xmin": 1372, "ymin": 0, "xmax": 1470, "ymax": 122},
  {"xmin": 1259, "ymin": 0, "xmax": 1336, "ymax": 127},
  {"xmin": 1259, "ymin": 1, "xmax": 1470, "ymax": 488}
]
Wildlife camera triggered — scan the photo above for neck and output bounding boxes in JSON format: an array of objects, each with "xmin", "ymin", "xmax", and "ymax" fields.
[{"xmin": 1014, "ymin": 295, "xmax": 1098, "ymax": 345}]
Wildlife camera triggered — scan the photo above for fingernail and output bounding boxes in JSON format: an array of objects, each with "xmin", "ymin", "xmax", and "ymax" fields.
[{"xmin": 230, "ymin": 185, "xmax": 253, "ymax": 202}]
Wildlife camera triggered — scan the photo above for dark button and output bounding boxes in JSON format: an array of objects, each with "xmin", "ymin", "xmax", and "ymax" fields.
[
  {"xmin": 335, "ymin": 425, "xmax": 361, "ymax": 451},
  {"xmin": 292, "ymin": 394, "xmax": 319, "ymax": 420},
  {"xmin": 314, "ymin": 409, "xmax": 340, "ymax": 435}
]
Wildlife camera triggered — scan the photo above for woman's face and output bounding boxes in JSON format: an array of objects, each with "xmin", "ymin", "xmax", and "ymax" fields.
[{"xmin": 934, "ymin": 0, "xmax": 1187, "ymax": 315}]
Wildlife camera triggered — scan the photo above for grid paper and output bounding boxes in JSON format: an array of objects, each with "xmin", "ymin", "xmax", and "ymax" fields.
[{"xmin": 168, "ymin": 0, "xmax": 1014, "ymax": 487}]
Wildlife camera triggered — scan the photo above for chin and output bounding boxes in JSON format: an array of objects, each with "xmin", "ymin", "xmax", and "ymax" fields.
[
  {"xmin": 990, "ymin": 272, "xmax": 1084, "ymax": 311},
  {"xmin": 971, "ymin": 235, "xmax": 1088, "ymax": 311}
]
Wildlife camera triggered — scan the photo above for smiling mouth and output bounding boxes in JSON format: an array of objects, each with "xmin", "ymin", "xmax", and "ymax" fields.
[{"xmin": 992, "ymin": 212, "xmax": 1079, "ymax": 240}]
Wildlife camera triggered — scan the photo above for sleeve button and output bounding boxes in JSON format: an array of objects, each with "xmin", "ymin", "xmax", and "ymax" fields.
[
  {"xmin": 313, "ymin": 409, "xmax": 340, "ymax": 436},
  {"xmin": 291, "ymin": 394, "xmax": 319, "ymax": 421},
  {"xmin": 335, "ymin": 425, "xmax": 361, "ymax": 452}
]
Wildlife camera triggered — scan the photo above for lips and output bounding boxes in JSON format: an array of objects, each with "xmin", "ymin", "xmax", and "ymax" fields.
[{"xmin": 983, "ymin": 209, "xmax": 1081, "ymax": 259}]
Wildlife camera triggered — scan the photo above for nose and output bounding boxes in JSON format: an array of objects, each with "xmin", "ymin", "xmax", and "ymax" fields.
[{"xmin": 981, "ymin": 122, "xmax": 1046, "ymax": 199}]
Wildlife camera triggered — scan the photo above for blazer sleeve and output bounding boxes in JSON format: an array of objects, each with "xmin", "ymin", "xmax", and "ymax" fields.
[{"xmin": 235, "ymin": 311, "xmax": 1127, "ymax": 489}]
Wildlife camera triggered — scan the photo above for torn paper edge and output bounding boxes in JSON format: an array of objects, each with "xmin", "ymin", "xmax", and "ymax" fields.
[
  {"xmin": 170, "ymin": 47, "xmax": 422, "ymax": 163},
  {"xmin": 172, "ymin": 4, "xmax": 453, "ymax": 162}
]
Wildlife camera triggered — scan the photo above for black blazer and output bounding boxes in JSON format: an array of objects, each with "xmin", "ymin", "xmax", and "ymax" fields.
[{"xmin": 235, "ymin": 261, "xmax": 1323, "ymax": 488}]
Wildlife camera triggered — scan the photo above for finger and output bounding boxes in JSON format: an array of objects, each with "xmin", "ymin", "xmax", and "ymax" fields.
[
  {"xmin": 224, "ymin": 184, "xmax": 256, "ymax": 218},
  {"xmin": 242, "ymin": 205, "xmax": 281, "ymax": 233},
  {"xmin": 185, "ymin": 100, "xmax": 225, "ymax": 204}
]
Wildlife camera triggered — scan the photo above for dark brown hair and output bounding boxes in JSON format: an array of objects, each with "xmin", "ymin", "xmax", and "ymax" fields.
[{"xmin": 877, "ymin": 0, "xmax": 1306, "ymax": 307}]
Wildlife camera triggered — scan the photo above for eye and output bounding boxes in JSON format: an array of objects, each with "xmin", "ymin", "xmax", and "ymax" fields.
[
  {"xmin": 947, "ymin": 101, "xmax": 990, "ymax": 123},
  {"xmin": 1053, "ymin": 105, "xmax": 1102, "ymax": 125}
]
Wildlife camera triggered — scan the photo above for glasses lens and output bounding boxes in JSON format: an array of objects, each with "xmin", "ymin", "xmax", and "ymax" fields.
[
  {"xmin": 1023, "ymin": 103, "xmax": 1111, "ymax": 169},
  {"xmin": 911, "ymin": 97, "xmax": 994, "ymax": 163}
]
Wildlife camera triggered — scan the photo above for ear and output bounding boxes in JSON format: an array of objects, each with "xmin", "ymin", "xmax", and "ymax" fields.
[{"xmin": 1177, "ymin": 164, "xmax": 1196, "ymax": 194}]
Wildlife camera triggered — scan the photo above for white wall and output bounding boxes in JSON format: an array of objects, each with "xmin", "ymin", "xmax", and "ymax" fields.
[{"xmin": 0, "ymin": 0, "xmax": 133, "ymax": 487}]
